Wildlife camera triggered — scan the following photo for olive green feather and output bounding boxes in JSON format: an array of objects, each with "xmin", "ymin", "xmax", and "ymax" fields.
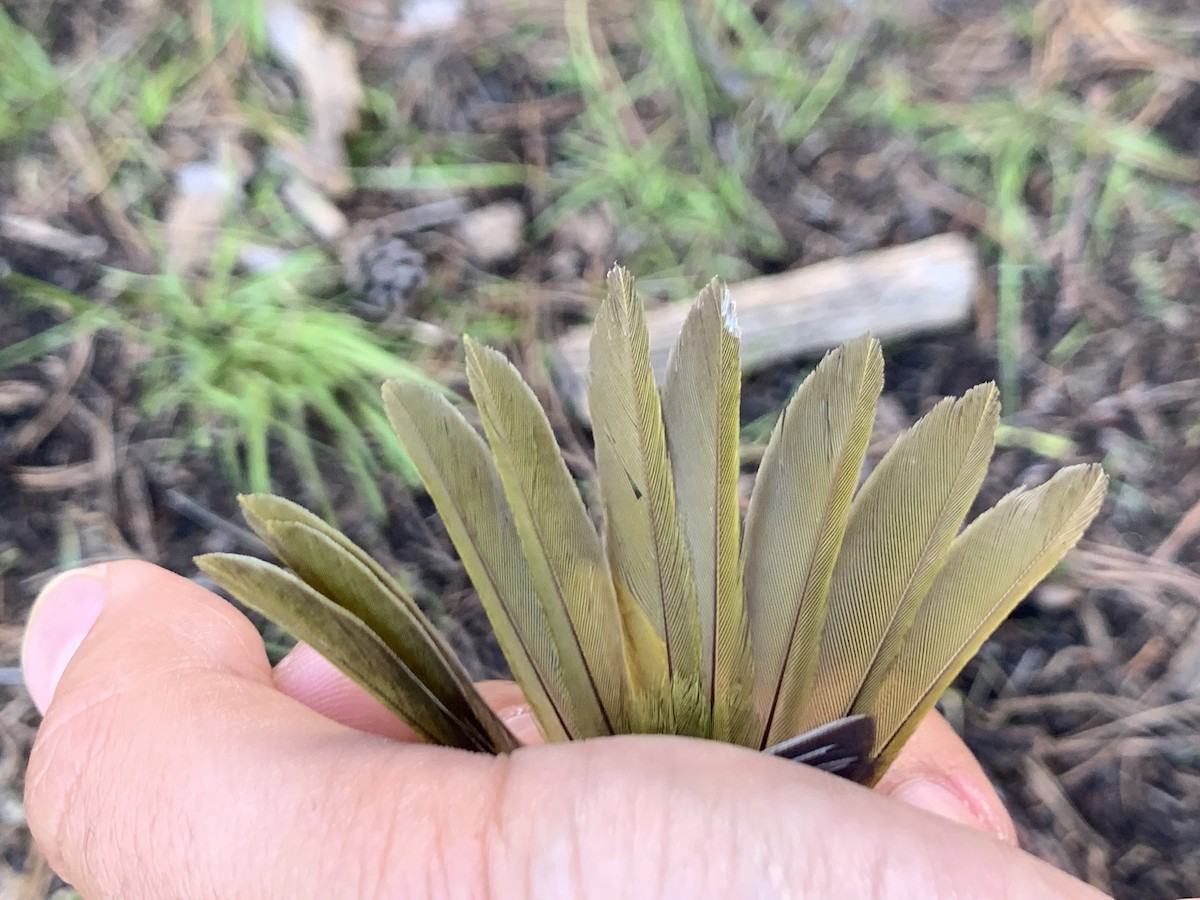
[
  {"xmin": 382, "ymin": 381, "xmax": 575, "ymax": 742},
  {"xmin": 742, "ymin": 336, "xmax": 884, "ymax": 748},
  {"xmin": 802, "ymin": 383, "xmax": 1000, "ymax": 732},
  {"xmin": 590, "ymin": 267, "xmax": 705, "ymax": 735},
  {"xmin": 864, "ymin": 463, "xmax": 1107, "ymax": 776},
  {"xmin": 661, "ymin": 279, "xmax": 755, "ymax": 744},
  {"xmin": 238, "ymin": 494, "xmax": 420, "ymax": 618},
  {"xmin": 235, "ymin": 496, "xmax": 516, "ymax": 751},
  {"xmin": 195, "ymin": 553, "xmax": 508, "ymax": 751},
  {"xmin": 463, "ymin": 337, "xmax": 626, "ymax": 733},
  {"xmin": 236, "ymin": 495, "xmax": 470, "ymax": 686}
]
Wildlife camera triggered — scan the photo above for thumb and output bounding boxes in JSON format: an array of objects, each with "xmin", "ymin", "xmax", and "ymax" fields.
[{"xmin": 23, "ymin": 562, "xmax": 1108, "ymax": 900}]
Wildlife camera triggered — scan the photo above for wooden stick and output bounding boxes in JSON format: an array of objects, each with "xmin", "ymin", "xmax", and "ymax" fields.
[{"xmin": 551, "ymin": 234, "xmax": 979, "ymax": 418}]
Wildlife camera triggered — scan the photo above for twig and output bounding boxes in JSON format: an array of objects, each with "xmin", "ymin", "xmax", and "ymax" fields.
[
  {"xmin": 0, "ymin": 214, "xmax": 107, "ymax": 260},
  {"xmin": 48, "ymin": 120, "xmax": 154, "ymax": 270},
  {"xmin": 1152, "ymin": 497, "xmax": 1200, "ymax": 563},
  {"xmin": 162, "ymin": 489, "xmax": 268, "ymax": 554},
  {"xmin": 2, "ymin": 335, "xmax": 93, "ymax": 463},
  {"xmin": 552, "ymin": 235, "xmax": 980, "ymax": 418}
]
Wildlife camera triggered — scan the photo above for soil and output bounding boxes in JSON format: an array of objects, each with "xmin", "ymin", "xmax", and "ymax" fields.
[{"xmin": 3, "ymin": 2, "xmax": 1200, "ymax": 898}]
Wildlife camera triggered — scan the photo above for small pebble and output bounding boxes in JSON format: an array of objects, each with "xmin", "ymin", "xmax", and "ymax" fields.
[{"xmin": 456, "ymin": 201, "xmax": 526, "ymax": 266}]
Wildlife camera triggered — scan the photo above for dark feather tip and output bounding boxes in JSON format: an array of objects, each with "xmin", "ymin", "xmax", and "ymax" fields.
[{"xmin": 762, "ymin": 715, "xmax": 876, "ymax": 785}]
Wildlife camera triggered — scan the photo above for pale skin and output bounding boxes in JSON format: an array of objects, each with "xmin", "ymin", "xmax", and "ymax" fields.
[{"xmin": 21, "ymin": 561, "xmax": 1109, "ymax": 899}]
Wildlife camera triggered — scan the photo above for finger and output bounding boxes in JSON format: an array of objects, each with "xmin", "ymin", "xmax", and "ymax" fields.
[
  {"xmin": 23, "ymin": 560, "xmax": 500, "ymax": 898},
  {"xmin": 278, "ymin": 650, "xmax": 1006, "ymax": 833},
  {"xmin": 877, "ymin": 710, "xmax": 1018, "ymax": 845},
  {"xmin": 23, "ymin": 562, "xmax": 1100, "ymax": 899},
  {"xmin": 273, "ymin": 642, "xmax": 538, "ymax": 743}
]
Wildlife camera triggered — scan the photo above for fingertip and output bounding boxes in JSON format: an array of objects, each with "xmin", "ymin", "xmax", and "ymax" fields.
[
  {"xmin": 876, "ymin": 711, "xmax": 1017, "ymax": 845},
  {"xmin": 23, "ymin": 560, "xmax": 275, "ymax": 724},
  {"xmin": 274, "ymin": 644, "xmax": 547, "ymax": 747},
  {"xmin": 24, "ymin": 561, "xmax": 286, "ymax": 891},
  {"xmin": 22, "ymin": 566, "xmax": 109, "ymax": 713},
  {"xmin": 273, "ymin": 643, "xmax": 421, "ymax": 741},
  {"xmin": 23, "ymin": 560, "xmax": 241, "ymax": 713},
  {"xmin": 474, "ymin": 680, "xmax": 543, "ymax": 746}
]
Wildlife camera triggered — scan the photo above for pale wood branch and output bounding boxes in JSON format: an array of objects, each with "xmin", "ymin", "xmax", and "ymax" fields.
[{"xmin": 552, "ymin": 234, "xmax": 980, "ymax": 419}]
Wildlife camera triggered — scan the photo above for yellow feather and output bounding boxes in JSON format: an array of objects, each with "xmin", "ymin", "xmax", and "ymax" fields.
[
  {"xmin": 382, "ymin": 381, "xmax": 574, "ymax": 741},
  {"xmin": 864, "ymin": 464, "xmax": 1107, "ymax": 775},
  {"xmin": 197, "ymin": 553, "xmax": 505, "ymax": 750},
  {"xmin": 802, "ymin": 384, "xmax": 999, "ymax": 733},
  {"xmin": 464, "ymin": 338, "xmax": 626, "ymax": 734},
  {"xmin": 590, "ymin": 266, "xmax": 704, "ymax": 734},
  {"xmin": 661, "ymin": 279, "xmax": 755, "ymax": 743},
  {"xmin": 742, "ymin": 336, "xmax": 883, "ymax": 748},
  {"xmin": 194, "ymin": 265, "xmax": 1111, "ymax": 785},
  {"xmin": 239, "ymin": 493, "xmax": 452, "ymax": 657},
  {"xmin": 613, "ymin": 576, "xmax": 670, "ymax": 703},
  {"xmin": 238, "ymin": 496, "xmax": 515, "ymax": 751}
]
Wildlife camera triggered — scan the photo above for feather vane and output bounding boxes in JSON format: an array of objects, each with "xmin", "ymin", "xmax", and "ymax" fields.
[{"xmin": 196, "ymin": 265, "xmax": 1106, "ymax": 785}]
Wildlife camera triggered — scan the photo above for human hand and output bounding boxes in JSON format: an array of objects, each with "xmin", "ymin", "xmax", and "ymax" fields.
[{"xmin": 22, "ymin": 561, "xmax": 1106, "ymax": 898}]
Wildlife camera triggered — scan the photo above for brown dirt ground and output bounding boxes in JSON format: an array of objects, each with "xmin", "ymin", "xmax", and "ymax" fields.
[{"xmin": 3, "ymin": 2, "xmax": 1200, "ymax": 897}]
